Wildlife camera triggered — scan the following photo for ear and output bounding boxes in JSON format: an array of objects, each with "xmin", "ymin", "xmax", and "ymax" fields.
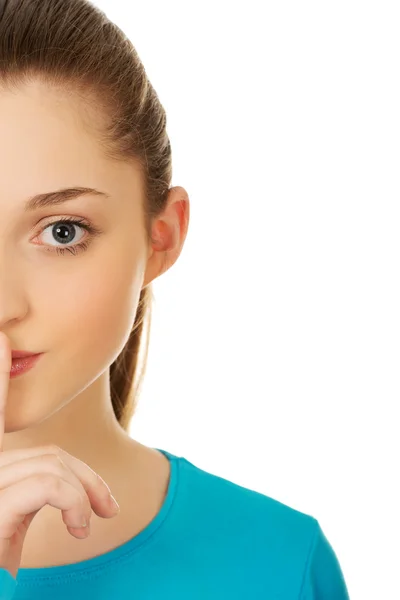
[{"xmin": 142, "ymin": 186, "xmax": 190, "ymax": 288}]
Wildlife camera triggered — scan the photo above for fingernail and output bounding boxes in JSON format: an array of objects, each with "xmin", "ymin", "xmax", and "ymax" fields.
[
  {"xmin": 109, "ymin": 495, "xmax": 120, "ymax": 514},
  {"xmin": 83, "ymin": 521, "xmax": 90, "ymax": 534}
]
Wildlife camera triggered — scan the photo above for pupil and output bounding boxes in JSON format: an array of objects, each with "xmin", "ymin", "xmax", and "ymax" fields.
[{"xmin": 53, "ymin": 224, "xmax": 75, "ymax": 245}]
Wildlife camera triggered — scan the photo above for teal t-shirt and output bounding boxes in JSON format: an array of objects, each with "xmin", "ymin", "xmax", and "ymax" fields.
[{"xmin": 0, "ymin": 448, "xmax": 350, "ymax": 599}]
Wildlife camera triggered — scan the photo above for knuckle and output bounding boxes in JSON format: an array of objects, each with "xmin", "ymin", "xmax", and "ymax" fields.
[
  {"xmin": 44, "ymin": 444, "xmax": 62, "ymax": 456},
  {"xmin": 36, "ymin": 472, "xmax": 62, "ymax": 494},
  {"xmin": 44, "ymin": 453, "xmax": 66, "ymax": 472}
]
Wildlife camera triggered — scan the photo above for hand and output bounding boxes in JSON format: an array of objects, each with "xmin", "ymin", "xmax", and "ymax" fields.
[{"xmin": 0, "ymin": 331, "xmax": 119, "ymax": 579}]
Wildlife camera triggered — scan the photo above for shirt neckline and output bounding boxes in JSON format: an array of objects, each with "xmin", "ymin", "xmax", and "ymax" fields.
[{"xmin": 16, "ymin": 448, "xmax": 179, "ymax": 585}]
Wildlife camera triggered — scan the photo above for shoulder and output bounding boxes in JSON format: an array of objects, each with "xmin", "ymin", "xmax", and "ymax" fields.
[
  {"xmin": 178, "ymin": 455, "xmax": 317, "ymax": 550},
  {"xmin": 298, "ymin": 521, "xmax": 350, "ymax": 599},
  {"xmin": 177, "ymin": 455, "xmax": 349, "ymax": 599}
]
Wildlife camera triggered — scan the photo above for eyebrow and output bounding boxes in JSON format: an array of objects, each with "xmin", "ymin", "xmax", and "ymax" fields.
[{"xmin": 24, "ymin": 187, "xmax": 110, "ymax": 211}]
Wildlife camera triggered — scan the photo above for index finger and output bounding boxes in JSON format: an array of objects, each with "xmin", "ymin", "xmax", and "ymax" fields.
[{"xmin": 0, "ymin": 332, "xmax": 11, "ymax": 453}]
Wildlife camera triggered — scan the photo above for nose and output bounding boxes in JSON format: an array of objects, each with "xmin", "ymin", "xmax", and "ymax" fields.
[{"xmin": 0, "ymin": 252, "xmax": 28, "ymax": 327}]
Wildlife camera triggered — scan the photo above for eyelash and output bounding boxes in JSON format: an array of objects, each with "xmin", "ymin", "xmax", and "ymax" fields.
[{"xmin": 37, "ymin": 216, "xmax": 103, "ymax": 256}]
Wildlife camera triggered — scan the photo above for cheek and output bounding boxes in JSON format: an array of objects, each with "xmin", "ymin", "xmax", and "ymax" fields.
[
  {"xmin": 78, "ymin": 274, "xmax": 141, "ymax": 360},
  {"xmin": 38, "ymin": 258, "xmax": 143, "ymax": 372}
]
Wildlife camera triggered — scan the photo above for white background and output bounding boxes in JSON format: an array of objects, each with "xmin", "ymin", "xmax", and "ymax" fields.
[{"xmin": 95, "ymin": 2, "xmax": 399, "ymax": 598}]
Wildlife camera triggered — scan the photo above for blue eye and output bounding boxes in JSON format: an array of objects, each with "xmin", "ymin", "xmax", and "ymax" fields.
[{"xmin": 37, "ymin": 217, "xmax": 102, "ymax": 256}]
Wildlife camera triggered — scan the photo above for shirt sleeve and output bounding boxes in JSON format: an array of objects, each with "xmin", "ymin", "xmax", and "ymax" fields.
[
  {"xmin": 299, "ymin": 520, "xmax": 350, "ymax": 600},
  {"xmin": 0, "ymin": 568, "xmax": 17, "ymax": 600}
]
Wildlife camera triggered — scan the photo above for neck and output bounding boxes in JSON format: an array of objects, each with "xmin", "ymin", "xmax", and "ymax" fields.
[{"xmin": 3, "ymin": 371, "xmax": 131, "ymax": 478}]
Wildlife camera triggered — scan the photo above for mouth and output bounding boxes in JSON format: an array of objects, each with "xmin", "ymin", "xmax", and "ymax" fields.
[
  {"xmin": 10, "ymin": 353, "xmax": 44, "ymax": 378},
  {"xmin": 11, "ymin": 350, "xmax": 42, "ymax": 359}
]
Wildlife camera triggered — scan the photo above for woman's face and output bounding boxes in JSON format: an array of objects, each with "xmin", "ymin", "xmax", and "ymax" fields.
[{"xmin": 0, "ymin": 80, "xmax": 153, "ymax": 431}]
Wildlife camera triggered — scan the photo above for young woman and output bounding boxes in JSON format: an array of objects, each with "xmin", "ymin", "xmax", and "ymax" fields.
[{"xmin": 0, "ymin": 0, "xmax": 350, "ymax": 598}]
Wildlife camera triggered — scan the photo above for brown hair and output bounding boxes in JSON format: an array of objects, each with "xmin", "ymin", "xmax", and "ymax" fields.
[{"xmin": 0, "ymin": 0, "xmax": 172, "ymax": 431}]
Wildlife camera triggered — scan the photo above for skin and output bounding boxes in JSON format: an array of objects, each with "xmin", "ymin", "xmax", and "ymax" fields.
[{"xmin": 0, "ymin": 79, "xmax": 190, "ymax": 567}]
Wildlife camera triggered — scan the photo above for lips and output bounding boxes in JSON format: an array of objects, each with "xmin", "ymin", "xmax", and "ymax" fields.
[
  {"xmin": 11, "ymin": 350, "xmax": 41, "ymax": 359},
  {"xmin": 10, "ymin": 353, "xmax": 43, "ymax": 377}
]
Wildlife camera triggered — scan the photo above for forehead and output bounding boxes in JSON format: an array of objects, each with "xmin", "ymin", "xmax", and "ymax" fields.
[
  {"xmin": 0, "ymin": 80, "xmax": 104, "ymax": 170},
  {"xmin": 0, "ymin": 80, "xmax": 140, "ymax": 210}
]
